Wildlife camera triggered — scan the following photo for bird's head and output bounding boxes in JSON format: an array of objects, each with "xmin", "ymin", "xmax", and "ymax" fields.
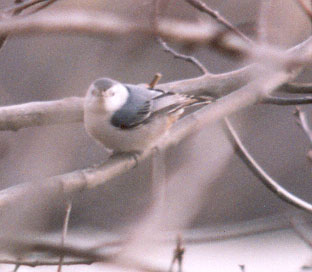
[{"xmin": 85, "ymin": 78, "xmax": 129, "ymax": 113}]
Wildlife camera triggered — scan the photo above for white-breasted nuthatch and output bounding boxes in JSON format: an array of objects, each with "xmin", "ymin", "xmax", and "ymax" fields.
[{"xmin": 84, "ymin": 78, "xmax": 211, "ymax": 153}]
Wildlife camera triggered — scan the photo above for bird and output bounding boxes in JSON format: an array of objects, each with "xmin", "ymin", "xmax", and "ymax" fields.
[{"xmin": 84, "ymin": 78, "xmax": 211, "ymax": 153}]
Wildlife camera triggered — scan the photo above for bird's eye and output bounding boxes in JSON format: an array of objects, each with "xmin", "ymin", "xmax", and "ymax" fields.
[
  {"xmin": 108, "ymin": 90, "xmax": 115, "ymax": 96},
  {"xmin": 91, "ymin": 89, "xmax": 97, "ymax": 96}
]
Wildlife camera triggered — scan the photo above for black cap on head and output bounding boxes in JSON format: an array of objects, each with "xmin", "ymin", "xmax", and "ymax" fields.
[{"xmin": 93, "ymin": 78, "xmax": 117, "ymax": 91}]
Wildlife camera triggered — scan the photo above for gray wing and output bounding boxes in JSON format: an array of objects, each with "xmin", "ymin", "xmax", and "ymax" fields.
[{"xmin": 111, "ymin": 84, "xmax": 184, "ymax": 129}]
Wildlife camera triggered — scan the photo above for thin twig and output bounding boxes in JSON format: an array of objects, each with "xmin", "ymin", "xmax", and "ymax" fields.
[
  {"xmin": 157, "ymin": 37, "xmax": 209, "ymax": 75},
  {"xmin": 262, "ymin": 95, "xmax": 312, "ymax": 105},
  {"xmin": 152, "ymin": 0, "xmax": 208, "ymax": 75},
  {"xmin": 0, "ymin": 0, "xmax": 59, "ymax": 50},
  {"xmin": 57, "ymin": 200, "xmax": 72, "ymax": 272},
  {"xmin": 185, "ymin": 0, "xmax": 252, "ymax": 43},
  {"xmin": 224, "ymin": 118, "xmax": 312, "ymax": 213},
  {"xmin": 28, "ymin": 0, "xmax": 58, "ymax": 14},
  {"xmin": 4, "ymin": 0, "xmax": 46, "ymax": 16},
  {"xmin": 149, "ymin": 73, "xmax": 163, "ymax": 89},
  {"xmin": 294, "ymin": 107, "xmax": 312, "ymax": 144},
  {"xmin": 169, "ymin": 235, "xmax": 184, "ymax": 272},
  {"xmin": 0, "ymin": 258, "xmax": 93, "ymax": 267}
]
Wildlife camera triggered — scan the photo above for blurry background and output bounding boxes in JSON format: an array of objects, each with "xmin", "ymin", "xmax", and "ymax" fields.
[{"xmin": 0, "ymin": 0, "xmax": 312, "ymax": 271}]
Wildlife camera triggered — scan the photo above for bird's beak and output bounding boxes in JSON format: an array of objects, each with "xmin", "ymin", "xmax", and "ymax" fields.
[{"xmin": 91, "ymin": 88, "xmax": 104, "ymax": 98}]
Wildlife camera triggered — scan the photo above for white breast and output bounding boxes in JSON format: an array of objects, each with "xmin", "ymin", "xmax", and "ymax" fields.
[{"xmin": 84, "ymin": 110, "xmax": 170, "ymax": 152}]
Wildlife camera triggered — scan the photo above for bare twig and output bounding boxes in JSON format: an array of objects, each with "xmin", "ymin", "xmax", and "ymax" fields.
[
  {"xmin": 157, "ymin": 37, "xmax": 209, "ymax": 75},
  {"xmin": 13, "ymin": 264, "xmax": 20, "ymax": 272},
  {"xmin": 4, "ymin": 0, "xmax": 46, "ymax": 16},
  {"xmin": 0, "ymin": 11, "xmax": 220, "ymax": 45},
  {"xmin": 294, "ymin": 107, "xmax": 312, "ymax": 144},
  {"xmin": 0, "ymin": 237, "xmax": 170, "ymax": 272},
  {"xmin": 185, "ymin": 0, "xmax": 252, "ymax": 43},
  {"xmin": 28, "ymin": 0, "xmax": 58, "ymax": 14},
  {"xmin": 57, "ymin": 200, "xmax": 72, "ymax": 272},
  {"xmin": 169, "ymin": 235, "xmax": 184, "ymax": 272},
  {"xmin": 0, "ymin": 0, "xmax": 59, "ymax": 51},
  {"xmin": 149, "ymin": 73, "xmax": 163, "ymax": 89},
  {"xmin": 0, "ymin": 258, "xmax": 93, "ymax": 267},
  {"xmin": 224, "ymin": 118, "xmax": 312, "ymax": 213},
  {"xmin": 262, "ymin": 95, "xmax": 312, "ymax": 105}
]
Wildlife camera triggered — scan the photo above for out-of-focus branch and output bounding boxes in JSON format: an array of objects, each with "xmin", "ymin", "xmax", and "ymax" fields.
[
  {"xmin": 0, "ymin": 0, "xmax": 59, "ymax": 49},
  {"xmin": 0, "ymin": 237, "xmax": 169, "ymax": 272},
  {"xmin": 0, "ymin": 11, "xmax": 219, "ymax": 45},
  {"xmin": 0, "ymin": 70, "xmax": 294, "ymax": 210},
  {"xmin": 168, "ymin": 235, "xmax": 184, "ymax": 272},
  {"xmin": 0, "ymin": 65, "xmax": 255, "ymax": 132},
  {"xmin": 293, "ymin": 107, "xmax": 312, "ymax": 161},
  {"xmin": 0, "ymin": 259, "xmax": 93, "ymax": 267},
  {"xmin": 224, "ymin": 119, "xmax": 312, "ymax": 213},
  {"xmin": 185, "ymin": 0, "xmax": 251, "ymax": 43},
  {"xmin": 282, "ymin": 82, "xmax": 312, "ymax": 94},
  {"xmin": 262, "ymin": 95, "xmax": 312, "ymax": 105},
  {"xmin": 297, "ymin": 0, "xmax": 312, "ymax": 20},
  {"xmin": 0, "ymin": 97, "xmax": 83, "ymax": 131}
]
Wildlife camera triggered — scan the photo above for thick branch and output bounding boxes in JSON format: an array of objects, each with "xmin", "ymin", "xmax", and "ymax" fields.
[
  {"xmin": 0, "ymin": 97, "xmax": 83, "ymax": 131},
  {"xmin": 0, "ymin": 66, "xmax": 254, "ymax": 131},
  {"xmin": 0, "ymin": 11, "xmax": 219, "ymax": 45}
]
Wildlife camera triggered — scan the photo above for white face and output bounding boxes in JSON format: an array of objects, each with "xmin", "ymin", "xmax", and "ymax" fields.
[
  {"xmin": 86, "ymin": 83, "xmax": 129, "ymax": 113},
  {"xmin": 102, "ymin": 83, "xmax": 129, "ymax": 112}
]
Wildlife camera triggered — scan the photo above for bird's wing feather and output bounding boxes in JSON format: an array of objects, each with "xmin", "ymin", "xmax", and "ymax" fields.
[{"xmin": 111, "ymin": 85, "xmax": 197, "ymax": 129}]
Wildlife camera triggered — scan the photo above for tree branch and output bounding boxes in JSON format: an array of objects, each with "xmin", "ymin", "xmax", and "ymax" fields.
[
  {"xmin": 261, "ymin": 95, "xmax": 312, "ymax": 105},
  {"xmin": 223, "ymin": 118, "xmax": 312, "ymax": 213},
  {"xmin": 0, "ymin": 97, "xmax": 83, "ymax": 131},
  {"xmin": 282, "ymin": 82, "xmax": 312, "ymax": 94},
  {"xmin": 157, "ymin": 37, "xmax": 209, "ymax": 75},
  {"xmin": 57, "ymin": 200, "xmax": 72, "ymax": 272},
  {"xmin": 296, "ymin": 0, "xmax": 312, "ymax": 20},
  {"xmin": 0, "ymin": 11, "xmax": 219, "ymax": 45},
  {"xmin": 294, "ymin": 107, "xmax": 312, "ymax": 144},
  {"xmin": 0, "ymin": 258, "xmax": 93, "ymax": 267},
  {"xmin": 184, "ymin": 0, "xmax": 251, "ymax": 43},
  {"xmin": 0, "ymin": 237, "xmax": 170, "ymax": 272},
  {"xmin": 0, "ymin": 70, "xmax": 294, "ymax": 210},
  {"xmin": 0, "ymin": 65, "xmax": 256, "ymax": 132}
]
